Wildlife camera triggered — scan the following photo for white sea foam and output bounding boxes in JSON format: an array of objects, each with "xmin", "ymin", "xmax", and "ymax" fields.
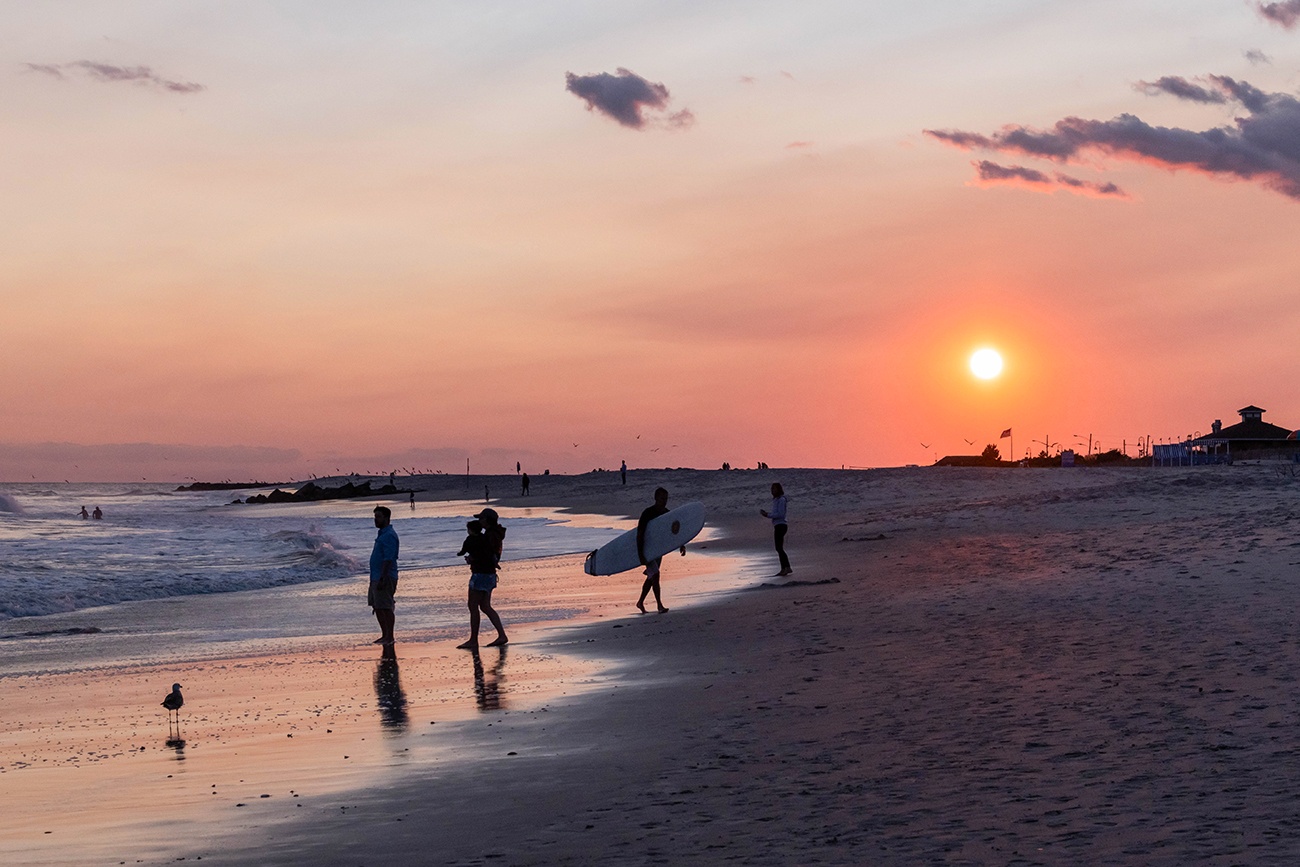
[{"xmin": 0, "ymin": 482, "xmax": 619, "ymax": 621}]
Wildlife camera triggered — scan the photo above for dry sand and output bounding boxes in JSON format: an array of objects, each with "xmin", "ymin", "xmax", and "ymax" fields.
[{"xmin": 9, "ymin": 465, "xmax": 1300, "ymax": 864}]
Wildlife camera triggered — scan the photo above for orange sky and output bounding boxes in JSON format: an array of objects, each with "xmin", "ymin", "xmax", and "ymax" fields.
[{"xmin": 4, "ymin": 2, "xmax": 1300, "ymax": 481}]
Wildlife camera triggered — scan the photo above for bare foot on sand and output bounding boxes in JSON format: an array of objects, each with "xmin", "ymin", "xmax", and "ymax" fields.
[
  {"xmin": 374, "ymin": 637, "xmax": 394, "ymax": 645},
  {"xmin": 657, "ymin": 606, "xmax": 669, "ymax": 613},
  {"xmin": 455, "ymin": 640, "xmax": 478, "ymax": 650},
  {"xmin": 486, "ymin": 636, "xmax": 508, "ymax": 647},
  {"xmin": 636, "ymin": 601, "xmax": 647, "ymax": 614}
]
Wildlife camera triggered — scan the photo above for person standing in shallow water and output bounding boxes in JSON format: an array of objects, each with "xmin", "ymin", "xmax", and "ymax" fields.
[
  {"xmin": 456, "ymin": 515, "xmax": 508, "ymax": 649},
  {"xmin": 760, "ymin": 482, "xmax": 792, "ymax": 576},
  {"xmin": 636, "ymin": 487, "xmax": 672, "ymax": 613},
  {"xmin": 369, "ymin": 506, "xmax": 399, "ymax": 645}
]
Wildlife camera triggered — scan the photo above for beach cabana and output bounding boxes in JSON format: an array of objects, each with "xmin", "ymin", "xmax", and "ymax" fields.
[{"xmin": 1188, "ymin": 405, "xmax": 1300, "ymax": 463}]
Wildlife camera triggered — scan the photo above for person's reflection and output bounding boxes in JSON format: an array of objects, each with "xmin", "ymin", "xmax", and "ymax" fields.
[
  {"xmin": 374, "ymin": 644, "xmax": 409, "ymax": 732},
  {"xmin": 471, "ymin": 646, "xmax": 508, "ymax": 712}
]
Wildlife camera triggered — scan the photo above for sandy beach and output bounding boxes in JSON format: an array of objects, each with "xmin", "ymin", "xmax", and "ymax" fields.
[{"xmin": 8, "ymin": 465, "xmax": 1300, "ymax": 864}]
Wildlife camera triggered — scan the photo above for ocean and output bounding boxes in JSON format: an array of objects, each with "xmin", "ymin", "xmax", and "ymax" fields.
[{"xmin": 0, "ymin": 483, "xmax": 625, "ymax": 621}]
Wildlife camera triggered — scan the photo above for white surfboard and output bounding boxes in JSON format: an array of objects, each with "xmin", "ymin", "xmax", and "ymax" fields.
[{"xmin": 583, "ymin": 502, "xmax": 705, "ymax": 576}]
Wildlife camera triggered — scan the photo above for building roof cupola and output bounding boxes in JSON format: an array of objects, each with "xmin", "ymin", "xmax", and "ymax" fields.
[{"xmin": 1238, "ymin": 405, "xmax": 1265, "ymax": 422}]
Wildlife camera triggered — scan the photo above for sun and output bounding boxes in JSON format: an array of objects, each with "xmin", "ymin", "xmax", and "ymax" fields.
[{"xmin": 969, "ymin": 348, "xmax": 1003, "ymax": 380}]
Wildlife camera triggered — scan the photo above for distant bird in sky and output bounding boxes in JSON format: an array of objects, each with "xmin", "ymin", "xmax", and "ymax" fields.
[
  {"xmin": 573, "ymin": 443, "xmax": 579, "ymax": 447},
  {"xmin": 920, "ymin": 442, "xmax": 931, "ymax": 449},
  {"xmin": 964, "ymin": 438, "xmax": 975, "ymax": 445}
]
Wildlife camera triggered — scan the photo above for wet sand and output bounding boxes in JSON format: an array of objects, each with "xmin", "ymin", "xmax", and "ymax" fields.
[{"xmin": 10, "ymin": 465, "xmax": 1300, "ymax": 864}]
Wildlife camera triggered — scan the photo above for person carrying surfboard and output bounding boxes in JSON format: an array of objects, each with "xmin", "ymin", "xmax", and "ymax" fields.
[{"xmin": 636, "ymin": 487, "xmax": 673, "ymax": 613}]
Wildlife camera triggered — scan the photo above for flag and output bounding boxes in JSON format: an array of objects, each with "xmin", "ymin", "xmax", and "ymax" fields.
[{"xmin": 1000, "ymin": 428, "xmax": 1012, "ymax": 438}]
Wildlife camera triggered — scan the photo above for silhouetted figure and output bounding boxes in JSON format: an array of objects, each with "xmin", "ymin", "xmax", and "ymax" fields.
[
  {"xmin": 92, "ymin": 506, "xmax": 102, "ymax": 520},
  {"xmin": 374, "ymin": 645, "xmax": 409, "ymax": 731},
  {"xmin": 760, "ymin": 482, "xmax": 792, "ymax": 576},
  {"xmin": 162, "ymin": 683, "xmax": 184, "ymax": 738},
  {"xmin": 455, "ymin": 514, "xmax": 508, "ymax": 649},
  {"xmin": 636, "ymin": 487, "xmax": 671, "ymax": 613},
  {"xmin": 521, "ymin": 473, "xmax": 530, "ymax": 496},
  {"xmin": 79, "ymin": 506, "xmax": 89, "ymax": 519},
  {"xmin": 369, "ymin": 506, "xmax": 399, "ymax": 646},
  {"xmin": 516, "ymin": 461, "xmax": 521, "ymax": 474},
  {"xmin": 620, "ymin": 460, "xmax": 627, "ymax": 485}
]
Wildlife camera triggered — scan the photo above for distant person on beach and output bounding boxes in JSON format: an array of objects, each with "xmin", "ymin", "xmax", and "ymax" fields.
[
  {"xmin": 760, "ymin": 482, "xmax": 792, "ymax": 576},
  {"xmin": 79, "ymin": 506, "xmax": 89, "ymax": 519},
  {"xmin": 521, "ymin": 473, "xmax": 530, "ymax": 496},
  {"xmin": 636, "ymin": 487, "xmax": 674, "ymax": 613},
  {"xmin": 456, "ymin": 515, "xmax": 508, "ymax": 649},
  {"xmin": 369, "ymin": 506, "xmax": 399, "ymax": 645},
  {"xmin": 621, "ymin": 460, "xmax": 627, "ymax": 485},
  {"xmin": 92, "ymin": 507, "xmax": 102, "ymax": 520}
]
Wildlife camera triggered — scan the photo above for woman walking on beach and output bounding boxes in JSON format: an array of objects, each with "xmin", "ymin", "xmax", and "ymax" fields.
[
  {"xmin": 760, "ymin": 482, "xmax": 792, "ymax": 576},
  {"xmin": 455, "ymin": 511, "xmax": 508, "ymax": 649}
]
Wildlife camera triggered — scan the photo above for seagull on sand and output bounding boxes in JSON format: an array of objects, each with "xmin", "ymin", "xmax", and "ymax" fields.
[{"xmin": 162, "ymin": 683, "xmax": 184, "ymax": 726}]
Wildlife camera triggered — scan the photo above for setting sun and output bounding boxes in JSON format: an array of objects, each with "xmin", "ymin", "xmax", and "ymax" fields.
[{"xmin": 970, "ymin": 348, "xmax": 1003, "ymax": 380}]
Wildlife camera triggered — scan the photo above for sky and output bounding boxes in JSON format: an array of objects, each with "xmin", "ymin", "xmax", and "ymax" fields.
[{"xmin": 4, "ymin": 1, "xmax": 1300, "ymax": 481}]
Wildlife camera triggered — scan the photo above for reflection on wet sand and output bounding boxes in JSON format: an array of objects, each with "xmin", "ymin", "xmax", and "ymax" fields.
[
  {"xmin": 374, "ymin": 645, "xmax": 409, "ymax": 732},
  {"xmin": 471, "ymin": 647, "xmax": 507, "ymax": 711},
  {"xmin": 165, "ymin": 737, "xmax": 186, "ymax": 760}
]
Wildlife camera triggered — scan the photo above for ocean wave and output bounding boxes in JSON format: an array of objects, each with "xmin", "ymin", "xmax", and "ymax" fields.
[
  {"xmin": 0, "ymin": 495, "xmax": 24, "ymax": 515},
  {"xmin": 267, "ymin": 528, "xmax": 361, "ymax": 571}
]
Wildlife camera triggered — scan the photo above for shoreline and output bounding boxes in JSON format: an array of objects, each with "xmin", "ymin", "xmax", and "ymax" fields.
[
  {"xmin": 0, "ymin": 485, "xmax": 758, "ymax": 866},
  {"xmin": 10, "ymin": 466, "xmax": 1300, "ymax": 863}
]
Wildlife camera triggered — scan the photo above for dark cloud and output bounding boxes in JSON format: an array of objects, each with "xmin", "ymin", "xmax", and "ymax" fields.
[
  {"xmin": 925, "ymin": 76, "xmax": 1300, "ymax": 200},
  {"xmin": 1257, "ymin": 1, "xmax": 1300, "ymax": 28},
  {"xmin": 975, "ymin": 161, "xmax": 1052, "ymax": 184},
  {"xmin": 1244, "ymin": 48, "xmax": 1272, "ymax": 65},
  {"xmin": 1137, "ymin": 75, "xmax": 1226, "ymax": 104},
  {"xmin": 973, "ymin": 160, "xmax": 1128, "ymax": 198},
  {"xmin": 24, "ymin": 61, "xmax": 203, "ymax": 93},
  {"xmin": 564, "ymin": 67, "xmax": 692, "ymax": 130}
]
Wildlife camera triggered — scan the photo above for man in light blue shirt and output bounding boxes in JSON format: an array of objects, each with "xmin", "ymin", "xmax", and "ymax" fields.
[{"xmin": 369, "ymin": 506, "xmax": 399, "ymax": 645}]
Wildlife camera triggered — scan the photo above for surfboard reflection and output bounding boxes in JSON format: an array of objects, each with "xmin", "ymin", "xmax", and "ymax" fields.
[
  {"xmin": 374, "ymin": 645, "xmax": 409, "ymax": 732},
  {"xmin": 471, "ymin": 647, "xmax": 507, "ymax": 712}
]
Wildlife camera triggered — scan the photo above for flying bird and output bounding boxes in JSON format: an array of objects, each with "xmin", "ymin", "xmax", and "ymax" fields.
[
  {"xmin": 964, "ymin": 438, "xmax": 975, "ymax": 445},
  {"xmin": 920, "ymin": 442, "xmax": 931, "ymax": 449}
]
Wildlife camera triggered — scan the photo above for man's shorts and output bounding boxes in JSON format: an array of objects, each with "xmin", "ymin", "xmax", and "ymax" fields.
[
  {"xmin": 368, "ymin": 578, "xmax": 397, "ymax": 610},
  {"xmin": 469, "ymin": 572, "xmax": 498, "ymax": 592}
]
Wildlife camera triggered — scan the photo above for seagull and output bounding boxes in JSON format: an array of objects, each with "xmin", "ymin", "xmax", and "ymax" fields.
[
  {"xmin": 162, "ymin": 683, "xmax": 184, "ymax": 732},
  {"xmin": 964, "ymin": 438, "xmax": 975, "ymax": 445},
  {"xmin": 920, "ymin": 442, "xmax": 931, "ymax": 449}
]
